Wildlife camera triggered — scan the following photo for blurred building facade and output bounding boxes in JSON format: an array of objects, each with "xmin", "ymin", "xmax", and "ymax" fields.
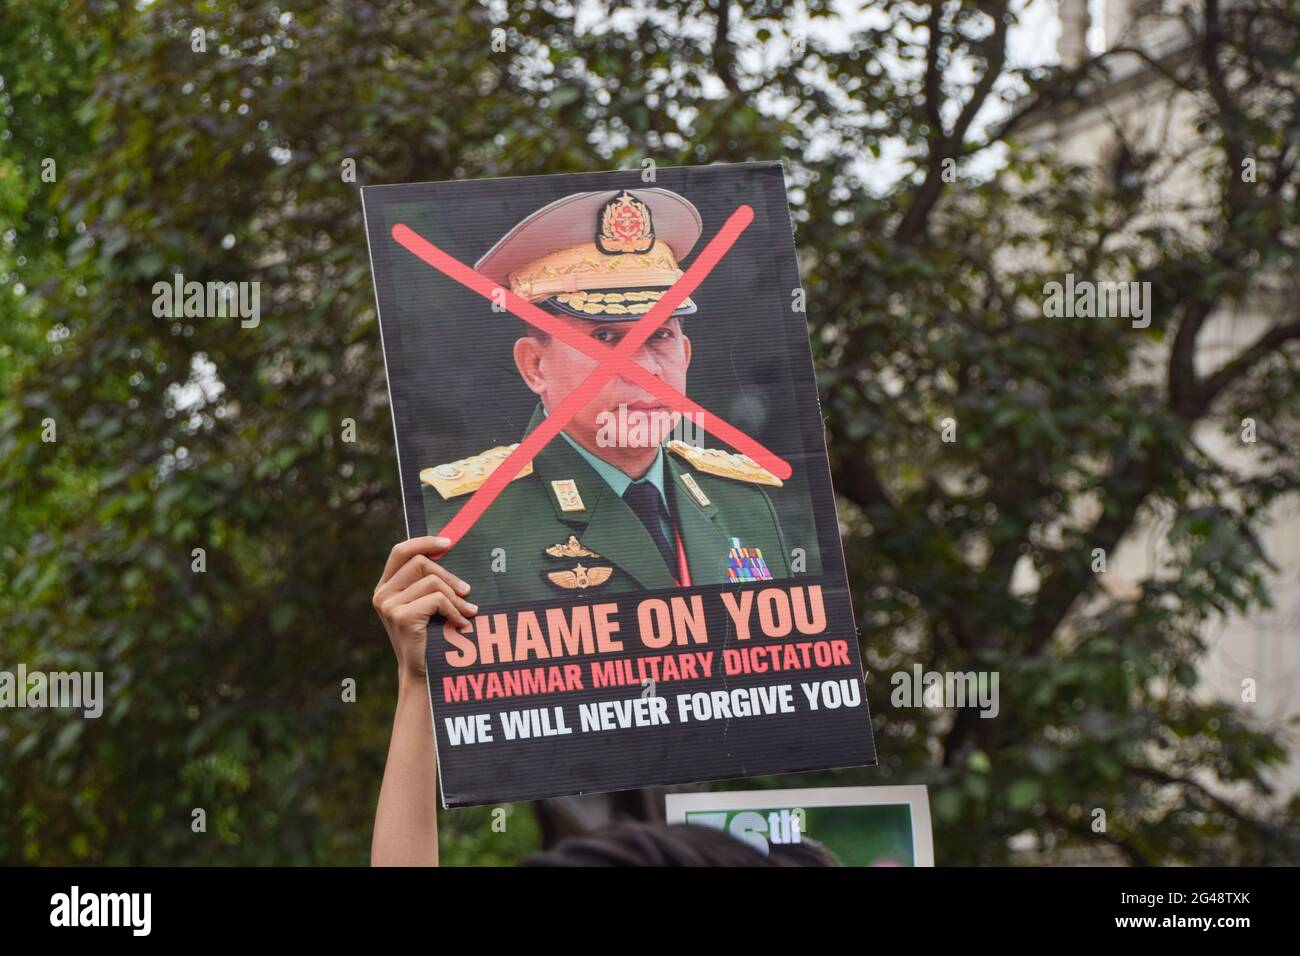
[{"xmin": 1028, "ymin": 0, "xmax": 1300, "ymax": 802}]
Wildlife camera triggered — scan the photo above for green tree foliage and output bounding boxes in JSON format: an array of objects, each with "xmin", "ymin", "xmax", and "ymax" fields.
[{"xmin": 1, "ymin": 0, "xmax": 1297, "ymax": 864}]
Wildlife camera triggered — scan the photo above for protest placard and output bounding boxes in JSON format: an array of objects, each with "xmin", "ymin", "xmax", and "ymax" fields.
[
  {"xmin": 666, "ymin": 785, "xmax": 934, "ymax": 866},
  {"xmin": 363, "ymin": 162, "xmax": 876, "ymax": 805}
]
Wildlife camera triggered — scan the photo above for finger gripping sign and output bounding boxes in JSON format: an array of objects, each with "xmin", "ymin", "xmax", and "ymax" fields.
[{"xmin": 362, "ymin": 162, "xmax": 877, "ymax": 806}]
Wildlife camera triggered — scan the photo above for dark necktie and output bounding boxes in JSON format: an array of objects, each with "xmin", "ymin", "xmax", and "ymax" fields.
[{"xmin": 622, "ymin": 480, "xmax": 677, "ymax": 573}]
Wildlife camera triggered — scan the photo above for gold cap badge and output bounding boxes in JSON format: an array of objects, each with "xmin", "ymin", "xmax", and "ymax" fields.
[{"xmin": 596, "ymin": 190, "xmax": 655, "ymax": 255}]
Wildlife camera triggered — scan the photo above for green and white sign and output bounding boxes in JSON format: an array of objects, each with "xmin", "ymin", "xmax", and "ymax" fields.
[{"xmin": 667, "ymin": 785, "xmax": 933, "ymax": 866}]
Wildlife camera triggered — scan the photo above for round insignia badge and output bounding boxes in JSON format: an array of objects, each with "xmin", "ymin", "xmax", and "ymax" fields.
[{"xmin": 596, "ymin": 190, "xmax": 655, "ymax": 255}]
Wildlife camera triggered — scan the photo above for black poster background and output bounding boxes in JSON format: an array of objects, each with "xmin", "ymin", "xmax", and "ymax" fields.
[{"xmin": 362, "ymin": 162, "xmax": 877, "ymax": 806}]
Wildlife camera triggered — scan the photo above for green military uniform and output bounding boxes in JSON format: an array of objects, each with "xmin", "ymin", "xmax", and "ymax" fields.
[{"xmin": 421, "ymin": 404, "xmax": 790, "ymax": 604}]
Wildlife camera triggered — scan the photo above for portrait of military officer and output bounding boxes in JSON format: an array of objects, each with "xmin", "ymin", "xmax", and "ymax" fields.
[{"xmin": 419, "ymin": 186, "xmax": 796, "ymax": 604}]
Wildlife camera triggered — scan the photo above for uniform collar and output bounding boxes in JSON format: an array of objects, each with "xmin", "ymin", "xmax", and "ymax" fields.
[
  {"xmin": 525, "ymin": 404, "xmax": 677, "ymax": 590},
  {"xmin": 547, "ymin": 410, "xmax": 669, "ymax": 509}
]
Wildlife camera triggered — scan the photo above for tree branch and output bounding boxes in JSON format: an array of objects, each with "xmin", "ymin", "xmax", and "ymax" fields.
[
  {"xmin": 836, "ymin": 437, "xmax": 897, "ymax": 514},
  {"xmin": 712, "ymin": 0, "xmax": 737, "ymax": 93},
  {"xmin": 894, "ymin": 1, "xmax": 1009, "ymax": 246},
  {"xmin": 1190, "ymin": 320, "xmax": 1300, "ymax": 418}
]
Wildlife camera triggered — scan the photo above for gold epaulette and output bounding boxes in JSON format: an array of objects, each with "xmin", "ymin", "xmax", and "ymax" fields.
[
  {"xmin": 420, "ymin": 444, "xmax": 534, "ymax": 500},
  {"xmin": 667, "ymin": 440, "xmax": 784, "ymax": 487}
]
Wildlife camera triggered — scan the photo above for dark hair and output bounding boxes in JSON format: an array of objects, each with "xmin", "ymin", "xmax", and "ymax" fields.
[
  {"xmin": 519, "ymin": 821, "xmax": 835, "ymax": 867},
  {"xmin": 767, "ymin": 835, "xmax": 842, "ymax": 867}
]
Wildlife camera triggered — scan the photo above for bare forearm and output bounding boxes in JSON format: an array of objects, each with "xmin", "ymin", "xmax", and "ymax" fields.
[{"xmin": 372, "ymin": 670, "xmax": 440, "ymax": 866}]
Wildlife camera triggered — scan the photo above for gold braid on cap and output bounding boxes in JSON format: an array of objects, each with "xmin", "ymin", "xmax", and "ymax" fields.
[{"xmin": 508, "ymin": 240, "xmax": 682, "ymax": 302}]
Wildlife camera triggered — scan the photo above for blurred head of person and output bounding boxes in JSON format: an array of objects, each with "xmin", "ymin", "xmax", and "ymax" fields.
[{"xmin": 520, "ymin": 821, "xmax": 841, "ymax": 867}]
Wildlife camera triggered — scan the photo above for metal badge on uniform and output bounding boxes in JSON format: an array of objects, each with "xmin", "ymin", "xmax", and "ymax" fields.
[
  {"xmin": 679, "ymin": 472, "xmax": 711, "ymax": 508},
  {"xmin": 545, "ymin": 563, "xmax": 614, "ymax": 590},
  {"xmin": 551, "ymin": 478, "xmax": 586, "ymax": 513},
  {"xmin": 726, "ymin": 536, "xmax": 773, "ymax": 582},
  {"xmin": 545, "ymin": 535, "xmax": 600, "ymax": 558}
]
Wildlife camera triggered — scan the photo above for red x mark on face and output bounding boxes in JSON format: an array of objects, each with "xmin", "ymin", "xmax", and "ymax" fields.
[{"xmin": 391, "ymin": 203, "xmax": 791, "ymax": 548}]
